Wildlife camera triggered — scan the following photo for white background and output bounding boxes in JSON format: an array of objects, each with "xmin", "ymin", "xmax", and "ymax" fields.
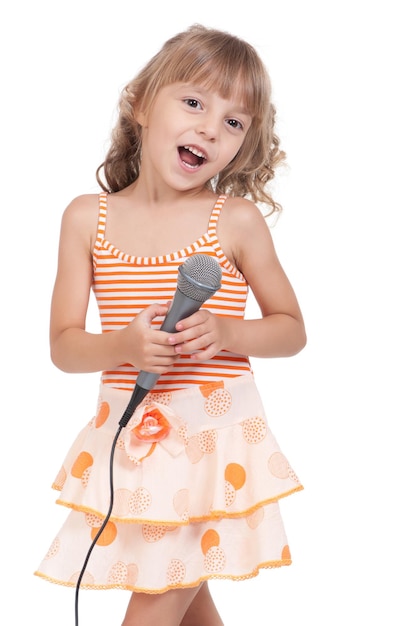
[{"xmin": 1, "ymin": 1, "xmax": 415, "ymax": 624}]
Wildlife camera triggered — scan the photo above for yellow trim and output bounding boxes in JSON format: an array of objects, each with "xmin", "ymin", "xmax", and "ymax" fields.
[
  {"xmin": 34, "ymin": 558, "xmax": 292, "ymax": 593},
  {"xmin": 54, "ymin": 484, "xmax": 303, "ymax": 526}
]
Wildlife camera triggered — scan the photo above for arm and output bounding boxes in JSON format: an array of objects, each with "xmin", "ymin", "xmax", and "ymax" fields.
[
  {"xmin": 49, "ymin": 195, "xmax": 178, "ymax": 374},
  {"xmin": 169, "ymin": 197, "xmax": 306, "ymax": 359}
]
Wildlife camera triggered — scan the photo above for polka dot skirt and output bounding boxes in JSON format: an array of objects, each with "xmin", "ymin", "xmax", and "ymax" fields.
[{"xmin": 35, "ymin": 374, "xmax": 302, "ymax": 593}]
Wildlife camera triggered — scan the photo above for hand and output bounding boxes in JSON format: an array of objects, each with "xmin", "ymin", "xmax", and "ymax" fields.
[
  {"xmin": 120, "ymin": 303, "xmax": 180, "ymax": 373},
  {"xmin": 167, "ymin": 309, "xmax": 227, "ymax": 361}
]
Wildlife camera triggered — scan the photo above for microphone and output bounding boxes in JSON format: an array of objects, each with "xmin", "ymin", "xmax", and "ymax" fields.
[{"xmin": 119, "ymin": 254, "xmax": 222, "ymax": 427}]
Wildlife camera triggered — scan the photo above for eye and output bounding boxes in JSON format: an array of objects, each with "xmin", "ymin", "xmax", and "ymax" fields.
[
  {"xmin": 184, "ymin": 98, "xmax": 202, "ymax": 109},
  {"xmin": 226, "ymin": 118, "xmax": 244, "ymax": 130}
]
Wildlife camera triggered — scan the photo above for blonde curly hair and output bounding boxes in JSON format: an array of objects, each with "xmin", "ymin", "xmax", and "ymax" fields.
[{"xmin": 97, "ymin": 24, "xmax": 286, "ymax": 216}]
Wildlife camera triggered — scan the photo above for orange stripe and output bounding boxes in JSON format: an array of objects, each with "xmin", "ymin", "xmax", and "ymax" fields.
[{"xmin": 94, "ymin": 192, "xmax": 250, "ymax": 390}]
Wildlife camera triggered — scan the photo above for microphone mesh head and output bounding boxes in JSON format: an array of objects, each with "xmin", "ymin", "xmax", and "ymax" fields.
[{"xmin": 178, "ymin": 254, "xmax": 222, "ymax": 302}]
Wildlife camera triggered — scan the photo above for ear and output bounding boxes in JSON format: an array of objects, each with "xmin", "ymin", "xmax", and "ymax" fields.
[{"xmin": 135, "ymin": 108, "xmax": 148, "ymax": 127}]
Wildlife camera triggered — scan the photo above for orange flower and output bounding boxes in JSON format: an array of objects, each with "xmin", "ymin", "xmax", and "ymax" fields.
[
  {"xmin": 125, "ymin": 403, "xmax": 184, "ymax": 465},
  {"xmin": 131, "ymin": 407, "xmax": 171, "ymax": 443}
]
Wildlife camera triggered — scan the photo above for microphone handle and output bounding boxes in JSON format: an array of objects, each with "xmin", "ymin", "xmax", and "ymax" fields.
[
  {"xmin": 137, "ymin": 290, "xmax": 206, "ymax": 390},
  {"xmin": 118, "ymin": 290, "xmax": 207, "ymax": 427}
]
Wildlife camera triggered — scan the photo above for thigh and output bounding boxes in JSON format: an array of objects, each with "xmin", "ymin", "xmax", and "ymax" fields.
[
  {"xmin": 180, "ymin": 583, "xmax": 224, "ymax": 626},
  {"xmin": 121, "ymin": 585, "xmax": 203, "ymax": 626}
]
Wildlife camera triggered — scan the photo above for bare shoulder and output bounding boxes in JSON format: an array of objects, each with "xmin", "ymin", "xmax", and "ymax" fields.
[
  {"xmin": 61, "ymin": 193, "xmax": 100, "ymax": 229},
  {"xmin": 217, "ymin": 196, "xmax": 274, "ymax": 269},
  {"xmin": 221, "ymin": 195, "xmax": 264, "ymax": 220},
  {"xmin": 62, "ymin": 193, "xmax": 100, "ymax": 223},
  {"xmin": 60, "ymin": 194, "xmax": 101, "ymax": 251}
]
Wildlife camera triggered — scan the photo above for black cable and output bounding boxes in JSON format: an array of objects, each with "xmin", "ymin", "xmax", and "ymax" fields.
[
  {"xmin": 74, "ymin": 423, "xmax": 122, "ymax": 626},
  {"xmin": 74, "ymin": 384, "xmax": 150, "ymax": 625}
]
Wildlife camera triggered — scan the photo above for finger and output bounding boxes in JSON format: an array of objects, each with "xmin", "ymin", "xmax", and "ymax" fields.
[
  {"xmin": 140, "ymin": 351, "xmax": 180, "ymax": 373},
  {"xmin": 174, "ymin": 333, "xmax": 213, "ymax": 354},
  {"xmin": 175, "ymin": 309, "xmax": 209, "ymax": 331},
  {"xmin": 189, "ymin": 343, "xmax": 217, "ymax": 361},
  {"xmin": 140, "ymin": 303, "xmax": 170, "ymax": 327},
  {"xmin": 168, "ymin": 324, "xmax": 207, "ymax": 346}
]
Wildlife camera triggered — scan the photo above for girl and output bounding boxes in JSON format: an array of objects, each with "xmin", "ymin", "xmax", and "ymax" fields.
[{"xmin": 36, "ymin": 24, "xmax": 306, "ymax": 626}]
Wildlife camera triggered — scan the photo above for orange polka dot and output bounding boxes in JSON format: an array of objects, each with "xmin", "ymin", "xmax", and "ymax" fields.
[
  {"xmin": 199, "ymin": 381, "xmax": 224, "ymax": 398},
  {"xmin": 113, "ymin": 488, "xmax": 134, "ymax": 517},
  {"xmin": 173, "ymin": 489, "xmax": 189, "ymax": 519},
  {"xmin": 126, "ymin": 563, "xmax": 139, "ymax": 586},
  {"xmin": 268, "ymin": 452, "xmax": 290, "ymax": 478},
  {"xmin": 149, "ymin": 391, "xmax": 172, "ymax": 405},
  {"xmin": 91, "ymin": 520, "xmax": 117, "ymax": 546},
  {"xmin": 167, "ymin": 559, "xmax": 186, "ymax": 585},
  {"xmin": 107, "ymin": 561, "xmax": 128, "ymax": 585},
  {"xmin": 241, "ymin": 416, "xmax": 267, "ymax": 444},
  {"xmin": 45, "ymin": 537, "xmax": 60, "ymax": 559},
  {"xmin": 197, "ymin": 430, "xmax": 217, "ymax": 453},
  {"xmin": 281, "ymin": 545, "xmax": 291, "ymax": 561},
  {"xmin": 201, "ymin": 529, "xmax": 220, "ymax": 555},
  {"xmin": 166, "ymin": 526, "xmax": 179, "ymax": 533},
  {"xmin": 288, "ymin": 467, "xmax": 301, "ymax": 483},
  {"xmin": 53, "ymin": 466, "xmax": 67, "ymax": 490},
  {"xmin": 95, "ymin": 401, "xmax": 110, "ymax": 428},
  {"xmin": 185, "ymin": 436, "xmax": 204, "ymax": 463},
  {"xmin": 224, "ymin": 480, "xmax": 236, "ymax": 507},
  {"xmin": 71, "ymin": 451, "xmax": 93, "ymax": 478},
  {"xmin": 69, "ymin": 570, "xmax": 95, "ymax": 585},
  {"xmin": 224, "ymin": 462, "xmax": 246, "ymax": 490},
  {"xmin": 106, "ymin": 561, "xmax": 138, "ymax": 586},
  {"xmin": 142, "ymin": 524, "xmax": 167, "ymax": 542},
  {"xmin": 129, "ymin": 487, "xmax": 152, "ymax": 515},
  {"xmin": 80, "ymin": 466, "xmax": 91, "ymax": 487},
  {"xmin": 116, "ymin": 437, "xmax": 125, "ymax": 450},
  {"xmin": 85, "ymin": 513, "xmax": 104, "ymax": 528},
  {"xmin": 204, "ymin": 546, "xmax": 226, "ymax": 573},
  {"xmin": 177, "ymin": 423, "xmax": 189, "ymax": 444},
  {"xmin": 204, "ymin": 388, "xmax": 232, "ymax": 416},
  {"xmin": 246, "ymin": 507, "xmax": 265, "ymax": 529}
]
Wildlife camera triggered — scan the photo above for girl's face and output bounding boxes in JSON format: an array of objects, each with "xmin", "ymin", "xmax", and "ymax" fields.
[{"xmin": 136, "ymin": 82, "xmax": 252, "ymax": 192}]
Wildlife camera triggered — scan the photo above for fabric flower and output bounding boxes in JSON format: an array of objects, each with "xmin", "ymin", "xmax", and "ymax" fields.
[
  {"xmin": 124, "ymin": 403, "xmax": 185, "ymax": 464},
  {"xmin": 131, "ymin": 407, "xmax": 171, "ymax": 443}
]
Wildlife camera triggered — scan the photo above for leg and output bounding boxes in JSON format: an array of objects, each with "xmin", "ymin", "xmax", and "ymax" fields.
[
  {"xmin": 121, "ymin": 585, "xmax": 203, "ymax": 626},
  {"xmin": 180, "ymin": 582, "xmax": 224, "ymax": 626}
]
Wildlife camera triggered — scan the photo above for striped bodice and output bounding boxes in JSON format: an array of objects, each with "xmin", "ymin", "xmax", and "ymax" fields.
[{"xmin": 92, "ymin": 193, "xmax": 251, "ymax": 392}]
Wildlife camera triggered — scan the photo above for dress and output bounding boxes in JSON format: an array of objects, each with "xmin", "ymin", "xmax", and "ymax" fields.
[{"xmin": 35, "ymin": 193, "xmax": 303, "ymax": 593}]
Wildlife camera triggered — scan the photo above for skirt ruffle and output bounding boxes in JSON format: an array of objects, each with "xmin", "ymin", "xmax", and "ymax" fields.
[{"xmin": 35, "ymin": 374, "xmax": 302, "ymax": 593}]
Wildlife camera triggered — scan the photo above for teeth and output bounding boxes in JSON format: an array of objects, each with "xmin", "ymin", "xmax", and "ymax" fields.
[{"xmin": 184, "ymin": 145, "xmax": 206, "ymax": 159}]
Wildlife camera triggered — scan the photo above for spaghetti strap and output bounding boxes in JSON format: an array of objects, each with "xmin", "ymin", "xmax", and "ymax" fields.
[
  {"xmin": 92, "ymin": 193, "xmax": 108, "ymax": 267},
  {"xmin": 207, "ymin": 194, "xmax": 227, "ymax": 238},
  {"xmin": 206, "ymin": 194, "xmax": 244, "ymax": 280}
]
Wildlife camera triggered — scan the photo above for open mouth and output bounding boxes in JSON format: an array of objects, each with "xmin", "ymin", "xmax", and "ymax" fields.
[{"xmin": 178, "ymin": 145, "xmax": 207, "ymax": 169}]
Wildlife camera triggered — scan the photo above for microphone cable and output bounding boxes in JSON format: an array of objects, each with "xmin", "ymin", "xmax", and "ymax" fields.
[{"xmin": 74, "ymin": 385, "xmax": 150, "ymax": 626}]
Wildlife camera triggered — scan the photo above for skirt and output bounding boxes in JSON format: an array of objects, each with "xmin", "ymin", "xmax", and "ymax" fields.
[{"xmin": 35, "ymin": 374, "xmax": 303, "ymax": 593}]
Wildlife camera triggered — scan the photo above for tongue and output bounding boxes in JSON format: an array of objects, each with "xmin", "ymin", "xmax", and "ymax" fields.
[{"xmin": 179, "ymin": 147, "xmax": 200, "ymax": 167}]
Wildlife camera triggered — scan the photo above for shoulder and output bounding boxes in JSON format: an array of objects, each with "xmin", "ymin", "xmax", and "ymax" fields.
[
  {"xmin": 60, "ymin": 193, "xmax": 101, "ymax": 231},
  {"xmin": 62, "ymin": 193, "xmax": 101, "ymax": 221},
  {"xmin": 60, "ymin": 194, "xmax": 102, "ymax": 250},
  {"xmin": 216, "ymin": 196, "xmax": 273, "ymax": 270},
  {"xmin": 222, "ymin": 195, "xmax": 267, "ymax": 223},
  {"xmin": 219, "ymin": 196, "xmax": 271, "ymax": 237}
]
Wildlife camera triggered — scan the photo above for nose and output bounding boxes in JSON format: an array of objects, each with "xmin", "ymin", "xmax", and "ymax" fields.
[{"xmin": 197, "ymin": 114, "xmax": 219, "ymax": 141}]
